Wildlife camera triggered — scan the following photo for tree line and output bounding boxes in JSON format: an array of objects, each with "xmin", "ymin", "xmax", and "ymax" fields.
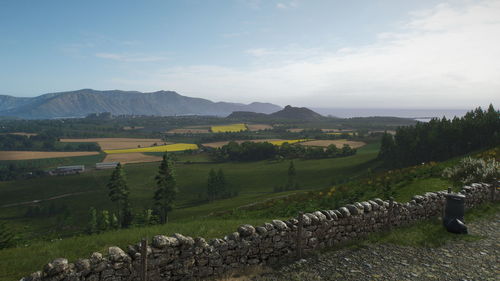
[
  {"xmin": 0, "ymin": 134, "xmax": 100, "ymax": 151},
  {"xmin": 209, "ymin": 141, "xmax": 356, "ymax": 162},
  {"xmin": 378, "ymin": 104, "xmax": 499, "ymax": 167}
]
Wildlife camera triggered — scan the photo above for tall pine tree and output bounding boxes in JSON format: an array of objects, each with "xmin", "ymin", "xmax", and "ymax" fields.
[
  {"xmin": 286, "ymin": 160, "xmax": 297, "ymax": 190},
  {"xmin": 154, "ymin": 153, "xmax": 177, "ymax": 224},
  {"xmin": 107, "ymin": 163, "xmax": 130, "ymax": 226},
  {"xmin": 216, "ymin": 169, "xmax": 227, "ymax": 198},
  {"xmin": 86, "ymin": 207, "xmax": 98, "ymax": 234},
  {"xmin": 207, "ymin": 168, "xmax": 217, "ymax": 202}
]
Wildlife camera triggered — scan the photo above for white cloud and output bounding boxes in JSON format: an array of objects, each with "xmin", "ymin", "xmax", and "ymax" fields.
[
  {"xmin": 110, "ymin": 0, "xmax": 500, "ymax": 108},
  {"xmin": 276, "ymin": 0, "xmax": 299, "ymax": 9},
  {"xmin": 95, "ymin": 53, "xmax": 168, "ymax": 62}
]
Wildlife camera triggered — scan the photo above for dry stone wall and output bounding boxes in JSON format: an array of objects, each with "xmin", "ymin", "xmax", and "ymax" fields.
[{"xmin": 22, "ymin": 182, "xmax": 499, "ymax": 281}]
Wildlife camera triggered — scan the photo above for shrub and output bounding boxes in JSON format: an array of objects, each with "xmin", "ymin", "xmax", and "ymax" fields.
[{"xmin": 442, "ymin": 157, "xmax": 499, "ymax": 187}]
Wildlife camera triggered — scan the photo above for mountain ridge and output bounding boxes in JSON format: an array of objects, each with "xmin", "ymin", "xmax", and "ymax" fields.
[{"xmin": 0, "ymin": 89, "xmax": 282, "ymax": 119}]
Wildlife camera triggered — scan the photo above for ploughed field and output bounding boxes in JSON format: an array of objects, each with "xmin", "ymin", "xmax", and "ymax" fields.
[
  {"xmin": 58, "ymin": 138, "xmax": 199, "ymax": 163},
  {"xmin": 103, "ymin": 153, "xmax": 163, "ymax": 164},
  {"xmin": 60, "ymin": 138, "xmax": 168, "ymax": 150},
  {"xmin": 103, "ymin": 143, "xmax": 199, "ymax": 154},
  {"xmin": 246, "ymin": 124, "xmax": 273, "ymax": 131}
]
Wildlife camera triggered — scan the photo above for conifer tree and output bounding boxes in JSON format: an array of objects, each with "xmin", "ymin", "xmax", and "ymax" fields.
[
  {"xmin": 216, "ymin": 169, "xmax": 227, "ymax": 198},
  {"xmin": 286, "ymin": 160, "xmax": 297, "ymax": 189},
  {"xmin": 121, "ymin": 200, "xmax": 133, "ymax": 228},
  {"xmin": 86, "ymin": 207, "xmax": 98, "ymax": 234},
  {"xmin": 207, "ymin": 168, "xmax": 217, "ymax": 201},
  {"xmin": 107, "ymin": 163, "xmax": 130, "ymax": 226},
  {"xmin": 154, "ymin": 153, "xmax": 177, "ymax": 224}
]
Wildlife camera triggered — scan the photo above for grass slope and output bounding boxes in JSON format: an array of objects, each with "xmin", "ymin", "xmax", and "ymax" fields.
[{"xmin": 0, "ymin": 144, "xmax": 380, "ymax": 239}]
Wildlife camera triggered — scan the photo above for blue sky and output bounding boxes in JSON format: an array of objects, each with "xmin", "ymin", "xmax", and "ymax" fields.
[{"xmin": 1, "ymin": 0, "xmax": 499, "ymax": 108}]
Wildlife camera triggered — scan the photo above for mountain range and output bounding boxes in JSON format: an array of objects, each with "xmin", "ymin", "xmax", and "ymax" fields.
[{"xmin": 0, "ymin": 89, "xmax": 282, "ymax": 119}]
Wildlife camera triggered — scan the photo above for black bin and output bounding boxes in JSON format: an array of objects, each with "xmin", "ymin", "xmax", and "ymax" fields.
[{"xmin": 443, "ymin": 193, "xmax": 467, "ymax": 234}]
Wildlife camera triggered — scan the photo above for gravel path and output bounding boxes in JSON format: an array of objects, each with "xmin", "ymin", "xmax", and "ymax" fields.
[{"xmin": 251, "ymin": 213, "xmax": 499, "ymax": 281}]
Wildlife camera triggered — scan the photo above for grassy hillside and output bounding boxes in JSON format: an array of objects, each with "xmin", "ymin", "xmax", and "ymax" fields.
[
  {"xmin": 0, "ymin": 143, "xmax": 380, "ymax": 240},
  {"xmin": 1, "ymin": 145, "xmax": 497, "ymax": 280},
  {"xmin": 2, "ymin": 172, "xmax": 492, "ymax": 281}
]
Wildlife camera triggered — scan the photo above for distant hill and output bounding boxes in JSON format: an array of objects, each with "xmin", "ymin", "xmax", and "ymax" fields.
[
  {"xmin": 228, "ymin": 105, "xmax": 326, "ymax": 121},
  {"xmin": 269, "ymin": 105, "xmax": 324, "ymax": 121},
  {"xmin": 227, "ymin": 111, "xmax": 269, "ymax": 119},
  {"xmin": 0, "ymin": 89, "xmax": 282, "ymax": 119},
  {"xmin": 0, "ymin": 95, "xmax": 32, "ymax": 112}
]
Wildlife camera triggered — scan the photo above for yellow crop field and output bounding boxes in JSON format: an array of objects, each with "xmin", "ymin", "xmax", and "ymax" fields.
[
  {"xmin": 267, "ymin": 139, "xmax": 309, "ymax": 145},
  {"xmin": 326, "ymin": 132, "xmax": 355, "ymax": 136},
  {"xmin": 211, "ymin": 123, "xmax": 247, "ymax": 133},
  {"xmin": 104, "ymin": 143, "xmax": 198, "ymax": 154}
]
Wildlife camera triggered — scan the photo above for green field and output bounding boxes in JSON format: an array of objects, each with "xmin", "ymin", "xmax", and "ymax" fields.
[
  {"xmin": 1, "ymin": 175, "xmax": 494, "ymax": 281},
  {"xmin": 0, "ymin": 143, "xmax": 380, "ymax": 239}
]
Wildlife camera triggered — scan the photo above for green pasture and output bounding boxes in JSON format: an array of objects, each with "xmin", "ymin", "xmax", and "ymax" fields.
[{"xmin": 0, "ymin": 143, "xmax": 380, "ymax": 239}]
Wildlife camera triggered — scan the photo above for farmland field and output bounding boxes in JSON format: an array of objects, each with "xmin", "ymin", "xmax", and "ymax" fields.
[
  {"xmin": 104, "ymin": 143, "xmax": 198, "ymax": 154},
  {"xmin": 2, "ymin": 132, "xmax": 38, "ymax": 137},
  {"xmin": 246, "ymin": 124, "xmax": 273, "ymax": 131},
  {"xmin": 287, "ymin": 128, "xmax": 304, "ymax": 132},
  {"xmin": 326, "ymin": 132, "xmax": 355, "ymax": 136},
  {"xmin": 321, "ymin": 129, "xmax": 354, "ymax": 132},
  {"xmin": 103, "ymin": 152, "xmax": 162, "ymax": 164},
  {"xmin": 0, "ymin": 143, "xmax": 379, "ymax": 231},
  {"xmin": 0, "ymin": 143, "xmax": 381, "ymax": 280},
  {"xmin": 60, "ymin": 138, "xmax": 167, "ymax": 150},
  {"xmin": 0, "ymin": 151, "xmax": 100, "ymax": 161},
  {"xmin": 211, "ymin": 123, "xmax": 247, "ymax": 133},
  {"xmin": 122, "ymin": 126, "xmax": 144, "ymax": 130},
  {"xmin": 301, "ymin": 139, "xmax": 366, "ymax": 148},
  {"xmin": 202, "ymin": 139, "xmax": 308, "ymax": 149},
  {"xmin": 166, "ymin": 128, "xmax": 210, "ymax": 134}
]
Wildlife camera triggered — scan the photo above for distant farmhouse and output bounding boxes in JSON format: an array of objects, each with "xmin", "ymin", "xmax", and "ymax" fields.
[
  {"xmin": 48, "ymin": 165, "xmax": 85, "ymax": 176},
  {"xmin": 96, "ymin": 162, "xmax": 119, "ymax": 169}
]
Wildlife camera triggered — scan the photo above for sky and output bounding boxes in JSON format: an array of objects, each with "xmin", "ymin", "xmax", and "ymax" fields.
[{"xmin": 1, "ymin": 0, "xmax": 499, "ymax": 109}]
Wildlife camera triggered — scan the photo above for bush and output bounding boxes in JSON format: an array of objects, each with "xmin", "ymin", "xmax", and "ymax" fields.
[{"xmin": 442, "ymin": 157, "xmax": 499, "ymax": 187}]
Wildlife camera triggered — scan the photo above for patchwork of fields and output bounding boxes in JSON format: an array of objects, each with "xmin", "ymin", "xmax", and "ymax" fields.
[
  {"xmin": 60, "ymin": 138, "xmax": 167, "ymax": 150},
  {"xmin": 246, "ymin": 124, "xmax": 273, "ymax": 131},
  {"xmin": 103, "ymin": 152, "xmax": 162, "ymax": 164},
  {"xmin": 211, "ymin": 123, "xmax": 247, "ymax": 133},
  {"xmin": 104, "ymin": 143, "xmax": 199, "ymax": 154}
]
